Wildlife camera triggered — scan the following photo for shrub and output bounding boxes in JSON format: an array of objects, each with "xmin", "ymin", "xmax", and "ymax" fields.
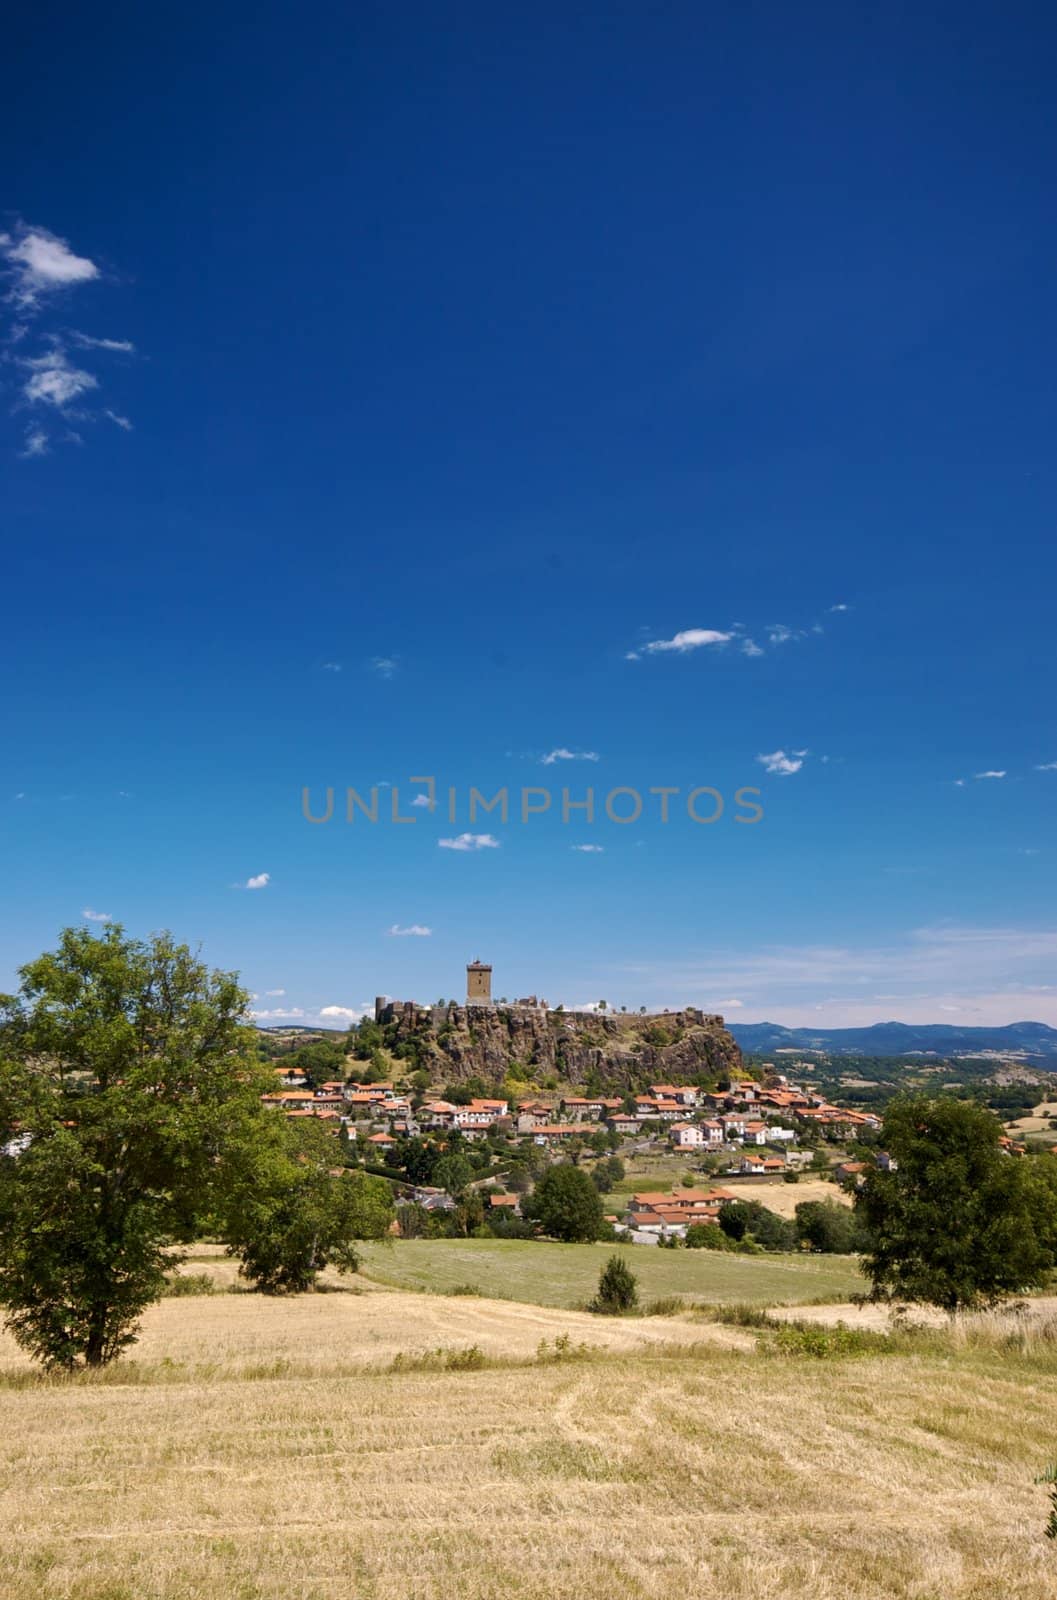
[
  {"xmin": 161, "ymin": 1272, "xmax": 218, "ymax": 1297},
  {"xmin": 588, "ymin": 1253, "xmax": 638, "ymax": 1315}
]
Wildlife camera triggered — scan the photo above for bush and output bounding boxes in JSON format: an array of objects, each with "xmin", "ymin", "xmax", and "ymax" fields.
[
  {"xmin": 588, "ymin": 1253, "xmax": 638, "ymax": 1315},
  {"xmin": 161, "ymin": 1272, "xmax": 218, "ymax": 1297},
  {"xmin": 685, "ymin": 1222, "xmax": 736, "ymax": 1251}
]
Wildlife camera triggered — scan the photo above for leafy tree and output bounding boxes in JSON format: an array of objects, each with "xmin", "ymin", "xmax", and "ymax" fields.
[
  {"xmin": 795, "ymin": 1198, "xmax": 869, "ymax": 1254},
  {"xmin": 398, "ymin": 1136, "xmax": 438, "ymax": 1186},
  {"xmin": 589, "ymin": 1253, "xmax": 637, "ymax": 1313},
  {"xmin": 718, "ymin": 1200, "xmax": 797, "ymax": 1252},
  {"xmin": 591, "ymin": 1154, "xmax": 625, "ymax": 1194},
  {"xmin": 395, "ymin": 1202, "xmax": 429, "ymax": 1238},
  {"xmin": 433, "ymin": 1151, "xmax": 473, "ymax": 1198},
  {"xmin": 225, "ymin": 1119, "xmax": 393, "ymax": 1292},
  {"xmin": 0, "ymin": 926, "xmax": 269, "ymax": 1370},
  {"xmin": 523, "ymin": 1163, "xmax": 605, "ymax": 1242},
  {"xmin": 685, "ymin": 1222, "xmax": 735, "ymax": 1250},
  {"xmin": 856, "ymin": 1096, "xmax": 1057, "ymax": 1312}
]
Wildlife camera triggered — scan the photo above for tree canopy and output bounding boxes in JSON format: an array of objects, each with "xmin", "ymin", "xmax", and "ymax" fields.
[
  {"xmin": 856, "ymin": 1095, "xmax": 1057, "ymax": 1312},
  {"xmin": 0, "ymin": 926, "xmax": 268, "ymax": 1369},
  {"xmin": 523, "ymin": 1163, "xmax": 606, "ymax": 1242}
]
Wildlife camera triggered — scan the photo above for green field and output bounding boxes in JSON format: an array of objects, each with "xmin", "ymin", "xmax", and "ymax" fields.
[{"xmin": 358, "ymin": 1237, "xmax": 864, "ymax": 1307}]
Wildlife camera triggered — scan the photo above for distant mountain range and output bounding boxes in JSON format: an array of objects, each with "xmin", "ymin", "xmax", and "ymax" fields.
[{"xmin": 728, "ymin": 1020, "xmax": 1057, "ymax": 1061}]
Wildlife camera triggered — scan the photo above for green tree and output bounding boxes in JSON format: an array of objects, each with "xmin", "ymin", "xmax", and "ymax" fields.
[
  {"xmin": 523, "ymin": 1163, "xmax": 605, "ymax": 1242},
  {"xmin": 856, "ymin": 1096, "xmax": 1057, "ymax": 1312},
  {"xmin": 685, "ymin": 1221, "xmax": 734, "ymax": 1251},
  {"xmin": 589, "ymin": 1253, "xmax": 638, "ymax": 1313},
  {"xmin": 0, "ymin": 926, "xmax": 269, "ymax": 1370},
  {"xmin": 225, "ymin": 1118, "xmax": 393, "ymax": 1292},
  {"xmin": 433, "ymin": 1151, "xmax": 473, "ymax": 1199},
  {"xmin": 718, "ymin": 1200, "xmax": 797, "ymax": 1252},
  {"xmin": 795, "ymin": 1198, "xmax": 868, "ymax": 1254}
]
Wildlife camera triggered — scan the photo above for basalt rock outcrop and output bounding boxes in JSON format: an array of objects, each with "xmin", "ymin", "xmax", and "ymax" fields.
[{"xmin": 376, "ymin": 1001, "xmax": 741, "ymax": 1089}]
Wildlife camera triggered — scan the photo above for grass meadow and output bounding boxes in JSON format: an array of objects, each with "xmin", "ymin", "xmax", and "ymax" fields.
[{"xmin": 356, "ymin": 1236, "xmax": 865, "ymax": 1306}]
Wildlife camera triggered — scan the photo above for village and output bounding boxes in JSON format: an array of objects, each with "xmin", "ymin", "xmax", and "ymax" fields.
[{"xmin": 260, "ymin": 1047, "xmax": 895, "ymax": 1241}]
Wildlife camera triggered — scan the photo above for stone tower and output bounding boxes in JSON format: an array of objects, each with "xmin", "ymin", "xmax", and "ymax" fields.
[{"xmin": 466, "ymin": 959, "xmax": 492, "ymax": 1006}]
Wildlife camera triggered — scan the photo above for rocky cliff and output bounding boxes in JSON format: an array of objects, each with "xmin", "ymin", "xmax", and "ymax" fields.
[{"xmin": 377, "ymin": 1002, "xmax": 741, "ymax": 1089}]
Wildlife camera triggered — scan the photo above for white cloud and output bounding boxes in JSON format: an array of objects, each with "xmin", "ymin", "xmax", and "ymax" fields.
[
  {"xmin": 974, "ymin": 770, "xmax": 1006, "ymax": 780},
  {"xmin": 319, "ymin": 1003, "xmax": 372, "ymax": 1022},
  {"xmin": 828, "ymin": 602, "xmax": 850, "ymax": 613},
  {"xmin": 265, "ymin": 988, "xmax": 286, "ymax": 996},
  {"xmin": 2, "ymin": 225, "xmax": 99, "ymax": 307},
  {"xmin": 321, "ymin": 661, "xmax": 342, "ymax": 672},
  {"xmin": 18, "ymin": 428, "xmax": 49, "ymax": 458},
  {"xmin": 1035, "ymin": 762, "xmax": 1057, "ymax": 772},
  {"xmin": 371, "ymin": 656, "xmax": 398, "ymax": 678},
  {"xmin": 571, "ymin": 844, "xmax": 604, "ymax": 853},
  {"xmin": 82, "ymin": 907, "xmax": 111, "ymax": 923},
  {"xmin": 740, "ymin": 638, "xmax": 764, "ymax": 657},
  {"xmin": 767, "ymin": 624, "xmax": 799, "ymax": 646},
  {"xmin": 438, "ymin": 833, "xmax": 500, "ymax": 852},
  {"xmin": 629, "ymin": 628, "xmax": 732, "ymax": 659},
  {"xmin": 22, "ymin": 350, "xmax": 97, "ymax": 409},
  {"xmin": 238, "ymin": 872, "xmax": 271, "ymax": 890},
  {"xmin": 71, "ymin": 333, "xmax": 134, "ymax": 353},
  {"xmin": 541, "ymin": 748, "xmax": 600, "ymax": 765},
  {"xmin": 387, "ymin": 923, "xmax": 433, "ymax": 937},
  {"xmin": 251, "ymin": 1006, "xmax": 306, "ymax": 1021},
  {"xmin": 619, "ymin": 923, "xmax": 1057, "ymax": 1027},
  {"xmin": 411, "ymin": 792, "xmax": 435, "ymax": 808},
  {"xmin": 3, "ymin": 224, "xmax": 137, "ymax": 458},
  {"xmin": 756, "ymin": 750, "xmax": 806, "ymax": 776}
]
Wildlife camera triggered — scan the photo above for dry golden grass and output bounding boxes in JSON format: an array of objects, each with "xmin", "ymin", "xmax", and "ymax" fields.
[
  {"xmin": 1, "ymin": 1280, "xmax": 1056, "ymax": 1599},
  {"xmin": 717, "ymin": 1176, "xmax": 852, "ymax": 1217}
]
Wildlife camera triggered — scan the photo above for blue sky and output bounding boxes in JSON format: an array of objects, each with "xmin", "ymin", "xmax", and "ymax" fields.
[{"xmin": 3, "ymin": 2, "xmax": 1056, "ymax": 1028}]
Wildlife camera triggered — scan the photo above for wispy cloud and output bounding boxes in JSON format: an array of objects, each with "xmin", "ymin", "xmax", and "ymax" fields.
[
  {"xmin": 1, "ymin": 224, "xmax": 99, "ymax": 307},
  {"xmin": 2, "ymin": 221, "xmax": 137, "ymax": 456},
  {"xmin": 71, "ymin": 332, "xmax": 134, "ymax": 353},
  {"xmin": 264, "ymin": 988, "xmax": 286, "ymax": 996},
  {"xmin": 22, "ymin": 348, "xmax": 97, "ymax": 408},
  {"xmin": 388, "ymin": 923, "xmax": 433, "ymax": 937},
  {"xmin": 756, "ymin": 749, "xmax": 807, "ymax": 777},
  {"xmin": 234, "ymin": 871, "xmax": 271, "ymax": 890},
  {"xmin": 251, "ymin": 1006, "xmax": 306, "ymax": 1021},
  {"xmin": 82, "ymin": 907, "xmax": 111, "ymax": 923},
  {"xmin": 541, "ymin": 747, "xmax": 600, "ymax": 765},
  {"xmin": 571, "ymin": 844, "xmax": 604, "ymax": 853},
  {"xmin": 18, "ymin": 428, "xmax": 48, "ymax": 458},
  {"xmin": 1035, "ymin": 762, "xmax": 1057, "ymax": 772},
  {"xmin": 320, "ymin": 661, "xmax": 342, "ymax": 673},
  {"xmin": 975, "ymin": 770, "xmax": 1006, "ymax": 780},
  {"xmin": 438, "ymin": 833, "xmax": 500, "ymax": 852},
  {"xmin": 411, "ymin": 792, "xmax": 435, "ymax": 808},
  {"xmin": 371, "ymin": 656, "xmax": 398, "ymax": 678},
  {"xmin": 619, "ymin": 923, "xmax": 1057, "ymax": 1027},
  {"xmin": 626, "ymin": 628, "xmax": 731, "ymax": 661},
  {"xmin": 627, "ymin": 604, "xmax": 850, "ymax": 663}
]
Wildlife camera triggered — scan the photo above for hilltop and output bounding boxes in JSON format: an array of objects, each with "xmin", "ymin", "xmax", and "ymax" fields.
[{"xmin": 374, "ymin": 1001, "xmax": 742, "ymax": 1088}]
